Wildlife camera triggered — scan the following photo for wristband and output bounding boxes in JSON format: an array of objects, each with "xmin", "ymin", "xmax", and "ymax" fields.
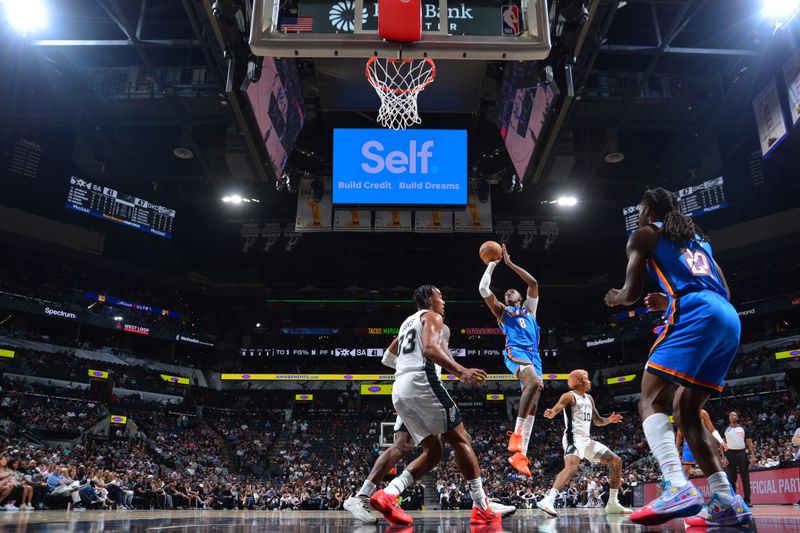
[{"xmin": 711, "ymin": 430, "xmax": 724, "ymax": 444}]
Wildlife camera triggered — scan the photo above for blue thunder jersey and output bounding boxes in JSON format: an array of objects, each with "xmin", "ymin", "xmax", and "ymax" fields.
[
  {"xmin": 498, "ymin": 306, "xmax": 540, "ymax": 350},
  {"xmin": 645, "ymin": 222, "xmax": 728, "ymax": 300}
]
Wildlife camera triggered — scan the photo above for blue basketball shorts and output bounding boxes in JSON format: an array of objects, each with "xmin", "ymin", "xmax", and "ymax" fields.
[
  {"xmin": 504, "ymin": 346, "xmax": 542, "ymax": 386},
  {"xmin": 682, "ymin": 442, "xmax": 695, "ymax": 465},
  {"xmin": 646, "ymin": 291, "xmax": 741, "ymax": 394}
]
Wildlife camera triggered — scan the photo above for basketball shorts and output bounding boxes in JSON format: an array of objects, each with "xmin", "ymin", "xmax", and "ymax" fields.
[
  {"xmin": 503, "ymin": 346, "xmax": 542, "ymax": 385},
  {"xmin": 646, "ymin": 290, "xmax": 741, "ymax": 394},
  {"xmin": 682, "ymin": 442, "xmax": 695, "ymax": 465},
  {"xmin": 393, "ymin": 417, "xmax": 408, "ymax": 434},
  {"xmin": 562, "ymin": 434, "xmax": 610, "ymax": 462},
  {"xmin": 392, "ymin": 371, "xmax": 462, "ymax": 445}
]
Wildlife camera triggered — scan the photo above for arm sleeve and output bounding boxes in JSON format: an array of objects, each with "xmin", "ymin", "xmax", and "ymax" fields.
[
  {"xmin": 381, "ymin": 349, "xmax": 398, "ymax": 369},
  {"xmin": 478, "ymin": 262, "xmax": 497, "ymax": 298},
  {"xmin": 525, "ymin": 296, "xmax": 539, "ymax": 317}
]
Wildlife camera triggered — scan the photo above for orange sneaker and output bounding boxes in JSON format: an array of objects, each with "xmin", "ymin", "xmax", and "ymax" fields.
[
  {"xmin": 369, "ymin": 489, "xmax": 413, "ymax": 526},
  {"xmin": 470, "ymin": 505, "xmax": 502, "ymax": 525},
  {"xmin": 508, "ymin": 452, "xmax": 531, "ymax": 477},
  {"xmin": 507, "ymin": 431, "xmax": 524, "ymax": 453}
]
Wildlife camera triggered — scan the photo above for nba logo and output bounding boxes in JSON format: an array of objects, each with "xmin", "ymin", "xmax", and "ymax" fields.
[{"xmin": 502, "ymin": 5, "xmax": 520, "ymax": 35}]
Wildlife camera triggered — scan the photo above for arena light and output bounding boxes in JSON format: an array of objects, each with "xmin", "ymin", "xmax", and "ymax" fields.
[
  {"xmin": 762, "ymin": 0, "xmax": 800, "ymax": 22},
  {"xmin": 4, "ymin": 0, "xmax": 48, "ymax": 35},
  {"xmin": 556, "ymin": 196, "xmax": 578, "ymax": 207}
]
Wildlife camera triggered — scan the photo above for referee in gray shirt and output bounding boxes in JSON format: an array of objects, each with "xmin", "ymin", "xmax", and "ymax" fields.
[{"xmin": 724, "ymin": 411, "xmax": 755, "ymax": 505}]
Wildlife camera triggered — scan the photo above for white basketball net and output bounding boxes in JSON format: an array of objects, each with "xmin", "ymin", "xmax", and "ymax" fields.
[{"xmin": 365, "ymin": 57, "xmax": 436, "ymax": 130}]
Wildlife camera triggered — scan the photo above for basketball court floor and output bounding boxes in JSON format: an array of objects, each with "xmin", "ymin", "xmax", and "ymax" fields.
[{"xmin": 1, "ymin": 508, "xmax": 799, "ymax": 532}]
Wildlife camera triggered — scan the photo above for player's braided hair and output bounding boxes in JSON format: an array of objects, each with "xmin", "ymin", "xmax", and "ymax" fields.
[
  {"xmin": 413, "ymin": 284, "xmax": 438, "ymax": 310},
  {"xmin": 641, "ymin": 187, "xmax": 706, "ymax": 243}
]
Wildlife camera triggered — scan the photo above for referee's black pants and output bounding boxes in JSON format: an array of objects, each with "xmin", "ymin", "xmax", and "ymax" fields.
[{"xmin": 724, "ymin": 449, "xmax": 751, "ymax": 503}]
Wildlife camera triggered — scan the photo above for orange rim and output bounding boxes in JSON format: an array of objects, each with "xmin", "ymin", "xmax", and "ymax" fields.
[{"xmin": 365, "ymin": 57, "xmax": 436, "ymax": 95}]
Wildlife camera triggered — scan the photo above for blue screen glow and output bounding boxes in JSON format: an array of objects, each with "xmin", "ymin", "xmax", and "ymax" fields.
[{"xmin": 333, "ymin": 129, "xmax": 467, "ymax": 205}]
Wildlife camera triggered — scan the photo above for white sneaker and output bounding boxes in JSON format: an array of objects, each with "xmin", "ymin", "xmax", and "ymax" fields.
[
  {"xmin": 536, "ymin": 498, "xmax": 557, "ymax": 517},
  {"xmin": 23, "ymin": 504, "xmax": 34, "ymax": 511},
  {"xmin": 488, "ymin": 499, "xmax": 516, "ymax": 517},
  {"xmin": 605, "ymin": 499, "xmax": 632, "ymax": 515},
  {"xmin": 4, "ymin": 504, "xmax": 19, "ymax": 511},
  {"xmin": 343, "ymin": 495, "xmax": 377, "ymax": 524}
]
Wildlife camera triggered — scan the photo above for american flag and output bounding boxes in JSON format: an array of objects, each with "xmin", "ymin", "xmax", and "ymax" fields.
[{"xmin": 280, "ymin": 16, "xmax": 313, "ymax": 33}]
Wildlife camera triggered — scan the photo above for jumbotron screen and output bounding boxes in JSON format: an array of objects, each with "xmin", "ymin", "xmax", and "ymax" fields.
[
  {"xmin": 66, "ymin": 176, "xmax": 175, "ymax": 239},
  {"xmin": 623, "ymin": 176, "xmax": 727, "ymax": 234}
]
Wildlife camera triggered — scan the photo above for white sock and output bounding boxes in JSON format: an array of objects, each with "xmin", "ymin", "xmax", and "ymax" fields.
[
  {"xmin": 514, "ymin": 417, "xmax": 525, "ymax": 435},
  {"xmin": 547, "ymin": 488, "xmax": 558, "ymax": 501},
  {"xmin": 642, "ymin": 413, "xmax": 687, "ymax": 487},
  {"xmin": 707, "ymin": 471, "xmax": 734, "ymax": 504},
  {"xmin": 385, "ymin": 470, "xmax": 414, "ymax": 496},
  {"xmin": 609, "ymin": 488, "xmax": 618, "ymax": 502},
  {"xmin": 467, "ymin": 478, "xmax": 488, "ymax": 510},
  {"xmin": 521, "ymin": 416, "xmax": 535, "ymax": 452},
  {"xmin": 357, "ymin": 480, "xmax": 376, "ymax": 498}
]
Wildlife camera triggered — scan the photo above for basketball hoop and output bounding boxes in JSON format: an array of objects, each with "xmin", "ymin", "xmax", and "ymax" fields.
[{"xmin": 365, "ymin": 57, "xmax": 436, "ymax": 130}]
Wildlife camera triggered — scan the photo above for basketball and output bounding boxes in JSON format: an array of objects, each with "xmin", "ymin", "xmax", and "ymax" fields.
[{"xmin": 479, "ymin": 241, "xmax": 502, "ymax": 263}]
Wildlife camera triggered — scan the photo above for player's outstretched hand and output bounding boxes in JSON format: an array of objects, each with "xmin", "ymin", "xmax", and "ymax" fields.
[
  {"xmin": 604, "ymin": 288, "xmax": 623, "ymax": 307},
  {"xmin": 607, "ymin": 412, "xmax": 623, "ymax": 424},
  {"xmin": 720, "ymin": 442, "xmax": 729, "ymax": 452},
  {"xmin": 501, "ymin": 244, "xmax": 512, "ymax": 266},
  {"xmin": 543, "ymin": 408, "xmax": 556, "ymax": 419},
  {"xmin": 460, "ymin": 368, "xmax": 487, "ymax": 384},
  {"xmin": 644, "ymin": 292, "xmax": 668, "ymax": 312}
]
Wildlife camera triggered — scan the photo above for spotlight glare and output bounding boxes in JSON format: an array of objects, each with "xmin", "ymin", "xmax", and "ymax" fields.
[
  {"xmin": 242, "ymin": 198, "xmax": 251, "ymax": 203},
  {"xmin": 222, "ymin": 196, "xmax": 231, "ymax": 203},
  {"xmin": 255, "ymin": 322, "xmax": 262, "ymax": 328},
  {"xmin": 556, "ymin": 196, "xmax": 578, "ymax": 207},
  {"xmin": 762, "ymin": 0, "xmax": 800, "ymax": 20},
  {"xmin": 230, "ymin": 194, "xmax": 242, "ymax": 204},
  {"xmin": 5, "ymin": 0, "xmax": 48, "ymax": 35}
]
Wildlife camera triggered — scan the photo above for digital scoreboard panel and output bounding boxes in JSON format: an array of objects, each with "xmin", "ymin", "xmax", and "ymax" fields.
[
  {"xmin": 66, "ymin": 176, "xmax": 175, "ymax": 239},
  {"xmin": 623, "ymin": 176, "xmax": 727, "ymax": 235}
]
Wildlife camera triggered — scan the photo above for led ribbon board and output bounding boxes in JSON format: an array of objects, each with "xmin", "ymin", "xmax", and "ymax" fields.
[
  {"xmin": 221, "ymin": 373, "xmax": 568, "ymax": 381},
  {"xmin": 361, "ymin": 384, "xmax": 393, "ymax": 395},
  {"xmin": 160, "ymin": 374, "xmax": 190, "ymax": 385},
  {"xmin": 0, "ymin": 349, "xmax": 15, "ymax": 359},
  {"xmin": 607, "ymin": 374, "xmax": 636, "ymax": 385},
  {"xmin": 295, "ymin": 394, "xmax": 314, "ymax": 401},
  {"xmin": 775, "ymin": 349, "xmax": 800, "ymax": 360},
  {"xmin": 88, "ymin": 369, "xmax": 109, "ymax": 379},
  {"xmin": 110, "ymin": 415, "xmax": 127, "ymax": 425},
  {"xmin": 486, "ymin": 394, "xmax": 505, "ymax": 401}
]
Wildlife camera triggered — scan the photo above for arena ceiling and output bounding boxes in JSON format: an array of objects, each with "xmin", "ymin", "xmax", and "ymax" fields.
[{"xmin": 0, "ymin": 0, "xmax": 798, "ymax": 293}]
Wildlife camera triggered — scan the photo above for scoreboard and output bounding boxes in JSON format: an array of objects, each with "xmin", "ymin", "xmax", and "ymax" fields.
[
  {"xmin": 66, "ymin": 176, "xmax": 175, "ymax": 239},
  {"xmin": 623, "ymin": 176, "xmax": 727, "ymax": 235}
]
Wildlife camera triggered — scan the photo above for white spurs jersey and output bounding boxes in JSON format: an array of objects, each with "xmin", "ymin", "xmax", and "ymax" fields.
[
  {"xmin": 395, "ymin": 310, "xmax": 443, "ymax": 378},
  {"xmin": 563, "ymin": 391, "xmax": 593, "ymax": 439}
]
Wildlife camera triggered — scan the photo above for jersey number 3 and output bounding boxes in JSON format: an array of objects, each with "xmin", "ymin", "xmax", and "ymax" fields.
[
  {"xmin": 682, "ymin": 250, "xmax": 712, "ymax": 277},
  {"xmin": 399, "ymin": 329, "xmax": 418, "ymax": 354}
]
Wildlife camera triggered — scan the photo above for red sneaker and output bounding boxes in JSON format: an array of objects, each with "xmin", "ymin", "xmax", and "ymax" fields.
[
  {"xmin": 507, "ymin": 431, "xmax": 524, "ymax": 453},
  {"xmin": 369, "ymin": 489, "xmax": 413, "ymax": 526},
  {"xmin": 508, "ymin": 452, "xmax": 531, "ymax": 477},
  {"xmin": 470, "ymin": 505, "xmax": 502, "ymax": 525}
]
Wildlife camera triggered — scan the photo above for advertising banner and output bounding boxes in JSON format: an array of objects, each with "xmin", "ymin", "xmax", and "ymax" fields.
[
  {"xmin": 414, "ymin": 210, "xmax": 454, "ymax": 232},
  {"xmin": 753, "ymin": 79, "xmax": 788, "ymax": 156},
  {"xmin": 333, "ymin": 209, "xmax": 372, "ymax": 231},
  {"xmin": 374, "ymin": 210, "xmax": 413, "ymax": 232},
  {"xmin": 644, "ymin": 467, "xmax": 800, "ymax": 505},
  {"xmin": 454, "ymin": 194, "xmax": 492, "ymax": 232}
]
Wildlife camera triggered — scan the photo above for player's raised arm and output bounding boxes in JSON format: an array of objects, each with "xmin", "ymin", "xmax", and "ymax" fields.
[
  {"xmin": 421, "ymin": 312, "xmax": 486, "ymax": 384},
  {"xmin": 479, "ymin": 260, "xmax": 505, "ymax": 321},
  {"xmin": 543, "ymin": 392, "xmax": 575, "ymax": 419},
  {"xmin": 589, "ymin": 396, "xmax": 623, "ymax": 426},
  {"xmin": 502, "ymin": 244, "xmax": 539, "ymax": 315},
  {"xmin": 604, "ymin": 226, "xmax": 658, "ymax": 307}
]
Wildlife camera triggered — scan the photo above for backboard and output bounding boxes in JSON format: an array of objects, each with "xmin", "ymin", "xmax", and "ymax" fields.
[{"xmin": 250, "ymin": 0, "xmax": 551, "ymax": 60}]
